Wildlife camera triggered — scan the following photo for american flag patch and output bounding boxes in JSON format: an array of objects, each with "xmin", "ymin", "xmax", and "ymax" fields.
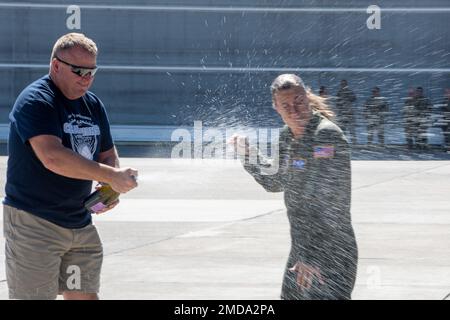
[{"xmin": 313, "ymin": 145, "xmax": 335, "ymax": 159}]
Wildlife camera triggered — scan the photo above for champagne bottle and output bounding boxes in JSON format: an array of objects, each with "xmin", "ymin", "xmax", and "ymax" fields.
[{"xmin": 84, "ymin": 184, "xmax": 119, "ymax": 213}]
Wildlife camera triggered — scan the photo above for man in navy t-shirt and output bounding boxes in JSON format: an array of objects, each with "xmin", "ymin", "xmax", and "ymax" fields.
[{"xmin": 3, "ymin": 33, "xmax": 138, "ymax": 300}]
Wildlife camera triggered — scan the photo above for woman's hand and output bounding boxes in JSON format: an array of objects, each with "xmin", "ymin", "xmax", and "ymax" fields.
[
  {"xmin": 289, "ymin": 261, "xmax": 325, "ymax": 290},
  {"xmin": 228, "ymin": 134, "xmax": 250, "ymax": 157}
]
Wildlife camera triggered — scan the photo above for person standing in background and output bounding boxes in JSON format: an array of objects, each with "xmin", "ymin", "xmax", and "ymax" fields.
[
  {"xmin": 403, "ymin": 88, "xmax": 418, "ymax": 149},
  {"xmin": 335, "ymin": 80, "xmax": 357, "ymax": 145},
  {"xmin": 363, "ymin": 87, "xmax": 389, "ymax": 147},
  {"xmin": 439, "ymin": 88, "xmax": 450, "ymax": 152},
  {"xmin": 412, "ymin": 87, "xmax": 433, "ymax": 150}
]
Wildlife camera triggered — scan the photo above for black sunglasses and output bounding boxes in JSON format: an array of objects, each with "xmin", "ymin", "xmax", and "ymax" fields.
[{"xmin": 54, "ymin": 56, "xmax": 98, "ymax": 77}]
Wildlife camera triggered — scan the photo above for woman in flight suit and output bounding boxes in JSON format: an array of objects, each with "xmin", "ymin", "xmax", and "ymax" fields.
[{"xmin": 233, "ymin": 74, "xmax": 358, "ymax": 300}]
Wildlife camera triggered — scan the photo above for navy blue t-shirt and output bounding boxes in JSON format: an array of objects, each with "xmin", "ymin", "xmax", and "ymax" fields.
[{"xmin": 4, "ymin": 75, "xmax": 114, "ymax": 228}]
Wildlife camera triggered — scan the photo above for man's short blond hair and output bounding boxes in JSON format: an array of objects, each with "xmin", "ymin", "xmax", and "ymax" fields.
[{"xmin": 50, "ymin": 33, "xmax": 98, "ymax": 62}]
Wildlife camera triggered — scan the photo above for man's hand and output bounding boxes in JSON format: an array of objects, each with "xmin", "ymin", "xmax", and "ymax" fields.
[
  {"xmin": 108, "ymin": 167, "xmax": 138, "ymax": 193},
  {"xmin": 289, "ymin": 262, "xmax": 325, "ymax": 290},
  {"xmin": 92, "ymin": 183, "xmax": 120, "ymax": 215}
]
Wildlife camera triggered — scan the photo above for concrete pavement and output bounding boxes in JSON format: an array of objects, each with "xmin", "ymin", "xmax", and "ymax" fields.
[{"xmin": 0, "ymin": 157, "xmax": 449, "ymax": 299}]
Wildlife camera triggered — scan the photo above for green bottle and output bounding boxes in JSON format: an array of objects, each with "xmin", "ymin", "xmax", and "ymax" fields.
[{"xmin": 84, "ymin": 184, "xmax": 119, "ymax": 213}]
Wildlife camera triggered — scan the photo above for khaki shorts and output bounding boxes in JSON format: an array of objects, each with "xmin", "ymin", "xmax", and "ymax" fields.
[{"xmin": 3, "ymin": 205, "xmax": 103, "ymax": 300}]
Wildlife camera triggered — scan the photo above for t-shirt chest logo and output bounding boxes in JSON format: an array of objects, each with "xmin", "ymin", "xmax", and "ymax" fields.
[{"xmin": 63, "ymin": 114, "xmax": 100, "ymax": 160}]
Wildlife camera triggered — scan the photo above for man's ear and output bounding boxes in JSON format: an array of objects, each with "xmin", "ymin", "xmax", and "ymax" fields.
[{"xmin": 50, "ymin": 58, "xmax": 59, "ymax": 73}]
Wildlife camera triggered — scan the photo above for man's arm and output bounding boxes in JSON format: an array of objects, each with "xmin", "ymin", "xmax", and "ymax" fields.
[
  {"xmin": 29, "ymin": 135, "xmax": 136, "ymax": 193},
  {"xmin": 95, "ymin": 146, "xmax": 124, "ymax": 213},
  {"xmin": 98, "ymin": 146, "xmax": 120, "ymax": 169}
]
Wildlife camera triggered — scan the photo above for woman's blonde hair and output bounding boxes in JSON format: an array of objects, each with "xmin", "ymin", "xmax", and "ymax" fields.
[
  {"xmin": 50, "ymin": 33, "xmax": 98, "ymax": 62},
  {"xmin": 271, "ymin": 74, "xmax": 335, "ymax": 120}
]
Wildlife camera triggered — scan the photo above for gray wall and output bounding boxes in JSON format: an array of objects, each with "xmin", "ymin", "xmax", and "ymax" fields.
[{"xmin": 1, "ymin": 1, "xmax": 449, "ymax": 127}]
